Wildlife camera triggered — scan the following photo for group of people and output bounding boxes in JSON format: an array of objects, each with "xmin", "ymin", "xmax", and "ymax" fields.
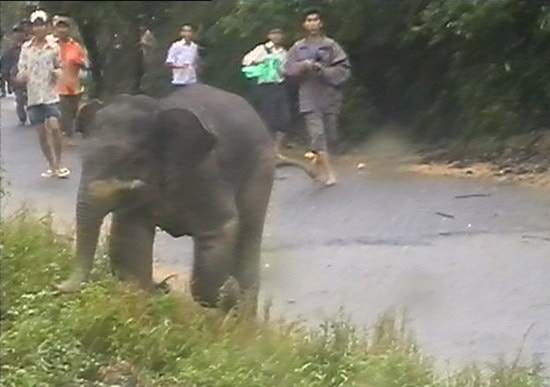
[
  {"xmin": 2, "ymin": 7, "xmax": 349, "ymax": 186},
  {"xmin": 1, "ymin": 10, "xmax": 88, "ymax": 179},
  {"xmin": 163, "ymin": 8, "xmax": 351, "ymax": 186},
  {"xmin": 242, "ymin": 8, "xmax": 351, "ymax": 186}
]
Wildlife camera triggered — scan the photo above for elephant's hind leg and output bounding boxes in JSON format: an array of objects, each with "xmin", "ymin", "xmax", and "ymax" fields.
[{"xmin": 109, "ymin": 211, "xmax": 155, "ymax": 290}]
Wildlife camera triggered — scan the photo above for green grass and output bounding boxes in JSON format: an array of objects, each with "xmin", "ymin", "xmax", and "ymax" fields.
[{"xmin": 1, "ymin": 209, "xmax": 547, "ymax": 386}]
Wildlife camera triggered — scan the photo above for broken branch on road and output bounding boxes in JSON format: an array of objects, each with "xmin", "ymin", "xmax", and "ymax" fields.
[
  {"xmin": 454, "ymin": 193, "xmax": 492, "ymax": 199},
  {"xmin": 435, "ymin": 211, "xmax": 455, "ymax": 219}
]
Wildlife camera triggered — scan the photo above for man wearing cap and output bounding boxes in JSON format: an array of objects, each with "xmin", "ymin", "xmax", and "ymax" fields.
[
  {"xmin": 53, "ymin": 16, "xmax": 88, "ymax": 144},
  {"xmin": 0, "ymin": 23, "xmax": 28, "ymax": 124},
  {"xmin": 15, "ymin": 10, "xmax": 70, "ymax": 178}
]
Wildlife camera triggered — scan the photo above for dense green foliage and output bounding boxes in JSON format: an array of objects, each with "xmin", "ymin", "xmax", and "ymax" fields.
[
  {"xmin": 1, "ymin": 210, "xmax": 546, "ymax": 386},
  {"xmin": 2, "ymin": 0, "xmax": 549, "ymax": 141}
]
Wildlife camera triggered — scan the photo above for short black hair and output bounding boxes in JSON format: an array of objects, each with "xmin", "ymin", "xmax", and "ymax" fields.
[
  {"xmin": 268, "ymin": 27, "xmax": 284, "ymax": 34},
  {"xmin": 55, "ymin": 19, "xmax": 70, "ymax": 27},
  {"xmin": 303, "ymin": 7, "xmax": 322, "ymax": 21}
]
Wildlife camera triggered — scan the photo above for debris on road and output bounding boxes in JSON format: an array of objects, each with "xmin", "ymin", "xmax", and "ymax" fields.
[
  {"xmin": 455, "ymin": 193, "xmax": 492, "ymax": 199},
  {"xmin": 521, "ymin": 235, "xmax": 550, "ymax": 242},
  {"xmin": 435, "ymin": 211, "xmax": 455, "ymax": 219}
]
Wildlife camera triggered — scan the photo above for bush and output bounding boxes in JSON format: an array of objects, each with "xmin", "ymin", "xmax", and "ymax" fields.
[{"xmin": 1, "ymin": 209, "xmax": 546, "ymax": 386}]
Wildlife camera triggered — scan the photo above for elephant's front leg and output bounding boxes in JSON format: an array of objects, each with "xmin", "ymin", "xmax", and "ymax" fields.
[
  {"xmin": 108, "ymin": 211, "xmax": 155, "ymax": 290},
  {"xmin": 191, "ymin": 217, "xmax": 239, "ymax": 308},
  {"xmin": 233, "ymin": 159, "xmax": 275, "ymax": 313}
]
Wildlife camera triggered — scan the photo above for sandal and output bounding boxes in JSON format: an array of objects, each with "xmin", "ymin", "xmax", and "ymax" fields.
[
  {"xmin": 41, "ymin": 169, "xmax": 57, "ymax": 178},
  {"xmin": 56, "ymin": 167, "xmax": 71, "ymax": 178}
]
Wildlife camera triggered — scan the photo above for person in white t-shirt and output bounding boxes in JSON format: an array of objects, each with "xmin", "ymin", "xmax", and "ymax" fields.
[{"xmin": 165, "ymin": 24, "xmax": 200, "ymax": 88}]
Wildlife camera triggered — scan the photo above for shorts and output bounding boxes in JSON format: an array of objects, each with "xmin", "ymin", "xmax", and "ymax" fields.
[{"xmin": 28, "ymin": 102, "xmax": 61, "ymax": 125}]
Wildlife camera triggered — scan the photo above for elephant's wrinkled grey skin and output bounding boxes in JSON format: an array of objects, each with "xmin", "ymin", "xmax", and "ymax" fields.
[{"xmin": 56, "ymin": 84, "xmax": 277, "ymax": 311}]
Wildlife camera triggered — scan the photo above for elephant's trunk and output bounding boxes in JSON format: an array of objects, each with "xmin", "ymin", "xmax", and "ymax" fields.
[
  {"xmin": 56, "ymin": 186, "xmax": 110, "ymax": 293},
  {"xmin": 56, "ymin": 177, "xmax": 147, "ymax": 293}
]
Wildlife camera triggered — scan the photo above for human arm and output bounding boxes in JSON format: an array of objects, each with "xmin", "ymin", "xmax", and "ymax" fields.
[
  {"xmin": 242, "ymin": 44, "xmax": 266, "ymax": 66},
  {"xmin": 283, "ymin": 43, "xmax": 311, "ymax": 77},
  {"xmin": 14, "ymin": 44, "xmax": 29, "ymax": 84},
  {"xmin": 314, "ymin": 41, "xmax": 351, "ymax": 87},
  {"xmin": 165, "ymin": 42, "xmax": 182, "ymax": 69}
]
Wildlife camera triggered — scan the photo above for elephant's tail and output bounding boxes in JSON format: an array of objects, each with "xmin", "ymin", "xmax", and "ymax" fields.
[{"xmin": 275, "ymin": 155, "xmax": 318, "ymax": 179}]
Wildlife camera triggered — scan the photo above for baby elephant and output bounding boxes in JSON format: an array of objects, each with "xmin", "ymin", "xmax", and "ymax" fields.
[{"xmin": 57, "ymin": 83, "xmax": 276, "ymax": 312}]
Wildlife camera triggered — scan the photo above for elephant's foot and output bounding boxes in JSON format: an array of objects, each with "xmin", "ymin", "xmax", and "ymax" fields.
[
  {"xmin": 216, "ymin": 276, "xmax": 241, "ymax": 313},
  {"xmin": 55, "ymin": 274, "xmax": 86, "ymax": 293}
]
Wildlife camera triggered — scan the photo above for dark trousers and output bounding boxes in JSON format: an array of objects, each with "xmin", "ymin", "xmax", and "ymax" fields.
[
  {"xmin": 251, "ymin": 82, "xmax": 290, "ymax": 134},
  {"xmin": 59, "ymin": 94, "xmax": 81, "ymax": 138},
  {"xmin": 13, "ymin": 85, "xmax": 27, "ymax": 123}
]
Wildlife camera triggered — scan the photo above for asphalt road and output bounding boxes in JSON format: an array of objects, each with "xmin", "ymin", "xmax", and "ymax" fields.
[{"xmin": 1, "ymin": 97, "xmax": 549, "ymax": 373}]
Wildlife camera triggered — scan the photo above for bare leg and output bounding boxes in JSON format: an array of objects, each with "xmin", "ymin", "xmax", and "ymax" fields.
[
  {"xmin": 303, "ymin": 112, "xmax": 336, "ymax": 184},
  {"xmin": 46, "ymin": 117, "xmax": 64, "ymax": 167},
  {"xmin": 317, "ymin": 151, "xmax": 337, "ymax": 186},
  {"xmin": 36, "ymin": 123, "xmax": 57, "ymax": 171}
]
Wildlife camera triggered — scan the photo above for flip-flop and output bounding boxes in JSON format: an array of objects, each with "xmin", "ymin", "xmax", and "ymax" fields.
[
  {"xmin": 41, "ymin": 169, "xmax": 56, "ymax": 178},
  {"xmin": 56, "ymin": 167, "xmax": 71, "ymax": 178}
]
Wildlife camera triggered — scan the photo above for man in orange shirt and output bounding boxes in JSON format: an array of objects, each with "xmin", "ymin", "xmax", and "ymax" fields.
[{"xmin": 53, "ymin": 17, "xmax": 88, "ymax": 144}]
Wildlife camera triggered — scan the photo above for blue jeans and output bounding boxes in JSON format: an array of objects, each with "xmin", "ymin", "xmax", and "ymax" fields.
[{"xmin": 27, "ymin": 102, "xmax": 60, "ymax": 125}]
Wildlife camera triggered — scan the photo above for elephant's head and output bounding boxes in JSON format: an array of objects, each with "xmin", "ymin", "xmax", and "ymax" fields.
[{"xmin": 57, "ymin": 94, "xmax": 216, "ymax": 293}]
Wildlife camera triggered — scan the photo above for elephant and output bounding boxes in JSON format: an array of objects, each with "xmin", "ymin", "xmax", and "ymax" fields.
[{"xmin": 56, "ymin": 83, "xmax": 282, "ymax": 311}]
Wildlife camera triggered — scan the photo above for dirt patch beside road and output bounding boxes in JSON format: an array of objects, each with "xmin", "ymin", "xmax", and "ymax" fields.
[
  {"xmin": 409, "ymin": 130, "xmax": 550, "ymax": 189},
  {"xmin": 282, "ymin": 128, "xmax": 550, "ymax": 190}
]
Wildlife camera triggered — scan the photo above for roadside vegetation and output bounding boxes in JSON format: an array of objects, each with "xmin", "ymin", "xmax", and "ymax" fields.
[
  {"xmin": 2, "ymin": 0, "xmax": 549, "ymax": 143},
  {"xmin": 1, "ymin": 210, "xmax": 546, "ymax": 386}
]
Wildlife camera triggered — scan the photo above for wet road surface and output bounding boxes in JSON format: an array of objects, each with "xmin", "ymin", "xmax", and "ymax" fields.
[{"xmin": 1, "ymin": 98, "xmax": 549, "ymax": 372}]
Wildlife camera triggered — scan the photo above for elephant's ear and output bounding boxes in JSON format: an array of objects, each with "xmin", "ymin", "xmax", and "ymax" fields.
[
  {"xmin": 76, "ymin": 99, "xmax": 104, "ymax": 138},
  {"xmin": 158, "ymin": 108, "xmax": 217, "ymax": 160}
]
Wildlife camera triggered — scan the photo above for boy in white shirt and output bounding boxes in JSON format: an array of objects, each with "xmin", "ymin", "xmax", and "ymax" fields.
[{"xmin": 165, "ymin": 24, "xmax": 200, "ymax": 88}]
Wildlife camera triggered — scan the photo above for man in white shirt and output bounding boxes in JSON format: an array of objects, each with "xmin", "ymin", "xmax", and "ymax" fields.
[{"xmin": 165, "ymin": 24, "xmax": 200, "ymax": 88}]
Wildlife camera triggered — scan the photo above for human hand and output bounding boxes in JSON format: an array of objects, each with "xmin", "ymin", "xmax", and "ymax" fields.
[
  {"xmin": 14, "ymin": 73, "xmax": 28, "ymax": 85},
  {"xmin": 50, "ymin": 68, "xmax": 62, "ymax": 84},
  {"xmin": 300, "ymin": 60, "xmax": 322, "ymax": 73}
]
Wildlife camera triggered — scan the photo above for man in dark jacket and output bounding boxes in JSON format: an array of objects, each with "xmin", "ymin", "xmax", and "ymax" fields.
[
  {"xmin": 1, "ymin": 23, "xmax": 28, "ymax": 124},
  {"xmin": 284, "ymin": 8, "xmax": 351, "ymax": 186}
]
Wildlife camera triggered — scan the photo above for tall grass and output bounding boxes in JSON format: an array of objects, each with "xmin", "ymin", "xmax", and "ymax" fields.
[{"xmin": 1, "ymin": 209, "xmax": 546, "ymax": 386}]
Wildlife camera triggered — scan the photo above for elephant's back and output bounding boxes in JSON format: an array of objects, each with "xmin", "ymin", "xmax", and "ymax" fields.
[
  {"xmin": 161, "ymin": 83, "xmax": 271, "ymax": 144},
  {"xmin": 160, "ymin": 83, "xmax": 275, "ymax": 188}
]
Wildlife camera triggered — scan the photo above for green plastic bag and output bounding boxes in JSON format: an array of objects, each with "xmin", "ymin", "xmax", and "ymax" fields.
[{"xmin": 241, "ymin": 55, "xmax": 283, "ymax": 83}]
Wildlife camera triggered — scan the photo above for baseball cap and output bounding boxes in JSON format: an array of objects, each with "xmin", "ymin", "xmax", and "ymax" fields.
[{"xmin": 30, "ymin": 10, "xmax": 49, "ymax": 24}]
